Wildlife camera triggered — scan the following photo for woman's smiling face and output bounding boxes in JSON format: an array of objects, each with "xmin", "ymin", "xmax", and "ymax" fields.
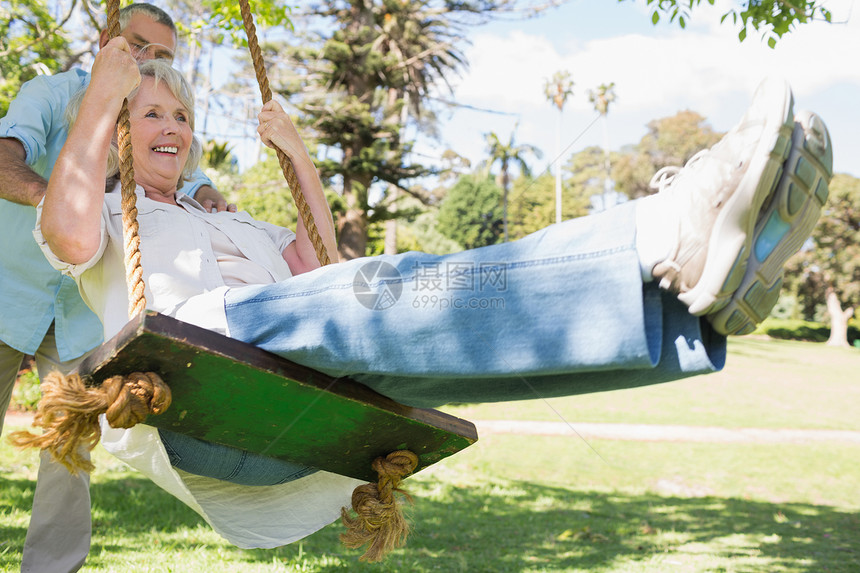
[{"xmin": 127, "ymin": 76, "xmax": 193, "ymax": 196}]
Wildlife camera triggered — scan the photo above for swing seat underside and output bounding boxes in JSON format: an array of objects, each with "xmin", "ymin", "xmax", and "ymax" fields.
[{"xmin": 77, "ymin": 311, "xmax": 478, "ymax": 482}]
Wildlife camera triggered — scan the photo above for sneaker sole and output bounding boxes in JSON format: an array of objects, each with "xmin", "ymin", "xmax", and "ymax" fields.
[
  {"xmin": 707, "ymin": 111, "xmax": 833, "ymax": 335},
  {"xmin": 678, "ymin": 77, "xmax": 795, "ymax": 316}
]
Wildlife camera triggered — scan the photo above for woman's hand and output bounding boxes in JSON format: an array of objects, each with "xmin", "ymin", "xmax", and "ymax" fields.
[
  {"xmin": 255, "ymin": 100, "xmax": 339, "ymax": 272},
  {"xmin": 90, "ymin": 36, "xmax": 141, "ymax": 102},
  {"xmin": 257, "ymin": 100, "xmax": 310, "ymax": 165}
]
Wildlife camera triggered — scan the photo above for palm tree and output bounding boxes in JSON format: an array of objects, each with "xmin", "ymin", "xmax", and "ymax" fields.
[
  {"xmin": 588, "ymin": 82, "xmax": 618, "ymax": 209},
  {"xmin": 303, "ymin": 0, "xmax": 469, "ymax": 258},
  {"xmin": 484, "ymin": 125, "xmax": 542, "ymax": 242},
  {"xmin": 543, "ymin": 70, "xmax": 574, "ymax": 224},
  {"xmin": 373, "ymin": 0, "xmax": 467, "ymax": 116},
  {"xmin": 372, "ymin": 0, "xmax": 468, "ymax": 254}
]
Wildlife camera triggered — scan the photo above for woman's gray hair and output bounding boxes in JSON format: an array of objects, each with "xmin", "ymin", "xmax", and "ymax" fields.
[{"xmin": 65, "ymin": 60, "xmax": 201, "ymax": 190}]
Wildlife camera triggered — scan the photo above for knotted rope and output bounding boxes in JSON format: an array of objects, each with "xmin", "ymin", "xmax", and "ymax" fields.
[
  {"xmin": 238, "ymin": 0, "xmax": 332, "ymax": 266},
  {"xmin": 8, "ymin": 371, "xmax": 170, "ymax": 473},
  {"xmin": 341, "ymin": 450, "xmax": 419, "ymax": 562},
  {"xmin": 107, "ymin": 0, "xmax": 147, "ymax": 318}
]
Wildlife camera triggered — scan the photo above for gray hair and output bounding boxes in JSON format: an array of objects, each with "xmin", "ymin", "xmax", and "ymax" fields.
[
  {"xmin": 118, "ymin": 3, "xmax": 178, "ymax": 41},
  {"xmin": 65, "ymin": 60, "xmax": 201, "ymax": 190}
]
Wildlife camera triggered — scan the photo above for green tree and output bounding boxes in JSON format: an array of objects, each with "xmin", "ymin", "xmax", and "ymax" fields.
[
  {"xmin": 563, "ymin": 145, "xmax": 618, "ymax": 213},
  {"xmin": 199, "ymin": 139, "xmax": 241, "ymax": 200},
  {"xmin": 436, "ymin": 174, "xmax": 503, "ymax": 249},
  {"xmin": 543, "ymin": 70, "xmax": 574, "ymax": 224},
  {"xmin": 232, "ymin": 148, "xmax": 345, "ymax": 230},
  {"xmin": 1, "ymin": 0, "xmax": 74, "ymax": 117},
  {"xmin": 587, "ymin": 81, "xmax": 618, "ymax": 209},
  {"xmin": 233, "ymin": 150, "xmax": 301, "ymax": 229},
  {"xmin": 483, "ymin": 126, "xmax": 542, "ymax": 241},
  {"xmin": 784, "ymin": 173, "xmax": 860, "ymax": 346},
  {"xmin": 267, "ymin": 0, "xmax": 470, "ymax": 260},
  {"xmin": 202, "ymin": 139, "xmax": 236, "ymax": 171},
  {"xmin": 633, "ymin": 0, "xmax": 832, "ymax": 47},
  {"xmin": 374, "ymin": 0, "xmax": 468, "ymax": 254},
  {"xmin": 401, "ymin": 210, "xmax": 462, "ymax": 254},
  {"xmin": 506, "ymin": 172, "xmax": 585, "ymax": 239},
  {"xmin": 612, "ymin": 110, "xmax": 722, "ymax": 199}
]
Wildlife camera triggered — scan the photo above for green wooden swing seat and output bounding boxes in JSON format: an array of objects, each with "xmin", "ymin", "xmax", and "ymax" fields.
[{"xmin": 77, "ymin": 311, "xmax": 478, "ymax": 482}]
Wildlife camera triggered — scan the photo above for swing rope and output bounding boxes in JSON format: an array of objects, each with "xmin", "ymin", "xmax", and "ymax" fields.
[
  {"xmin": 107, "ymin": 0, "xmax": 148, "ymax": 319},
  {"xmin": 238, "ymin": 0, "xmax": 332, "ymax": 267},
  {"xmin": 11, "ymin": 0, "xmax": 415, "ymax": 562}
]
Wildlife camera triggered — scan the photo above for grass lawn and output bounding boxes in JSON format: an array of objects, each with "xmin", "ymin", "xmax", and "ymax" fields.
[{"xmin": 1, "ymin": 337, "xmax": 858, "ymax": 572}]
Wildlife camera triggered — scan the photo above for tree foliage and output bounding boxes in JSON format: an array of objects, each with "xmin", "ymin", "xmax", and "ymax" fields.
[
  {"xmin": 166, "ymin": 0, "xmax": 293, "ymax": 45},
  {"xmin": 436, "ymin": 174, "xmax": 503, "ymax": 249},
  {"xmin": 264, "ymin": 0, "xmax": 473, "ymax": 259},
  {"xmin": 633, "ymin": 0, "xmax": 832, "ymax": 47},
  {"xmin": 482, "ymin": 126, "xmax": 542, "ymax": 241},
  {"xmin": 543, "ymin": 69, "xmax": 574, "ymax": 111},
  {"xmin": 784, "ymin": 173, "xmax": 860, "ymax": 323},
  {"xmin": 588, "ymin": 82, "xmax": 616, "ymax": 116},
  {"xmin": 563, "ymin": 145, "xmax": 619, "ymax": 209},
  {"xmin": 612, "ymin": 110, "xmax": 722, "ymax": 199},
  {"xmin": 0, "ymin": 0, "xmax": 75, "ymax": 117},
  {"xmin": 506, "ymin": 172, "xmax": 589, "ymax": 239}
]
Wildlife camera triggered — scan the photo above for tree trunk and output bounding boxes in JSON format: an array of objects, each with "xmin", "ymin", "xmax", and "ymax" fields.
[
  {"xmin": 337, "ymin": 208, "xmax": 367, "ymax": 260},
  {"xmin": 337, "ymin": 171, "xmax": 367, "ymax": 261},
  {"xmin": 384, "ymin": 186, "xmax": 398, "ymax": 255},
  {"xmin": 825, "ymin": 288, "xmax": 854, "ymax": 347},
  {"xmin": 336, "ymin": 149, "xmax": 369, "ymax": 261}
]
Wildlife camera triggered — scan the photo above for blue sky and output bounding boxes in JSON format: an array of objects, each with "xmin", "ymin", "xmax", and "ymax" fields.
[{"xmin": 417, "ymin": 0, "xmax": 860, "ymax": 179}]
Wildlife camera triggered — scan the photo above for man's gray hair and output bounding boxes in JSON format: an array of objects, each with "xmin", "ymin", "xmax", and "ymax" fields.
[
  {"xmin": 65, "ymin": 60, "xmax": 202, "ymax": 190},
  {"xmin": 118, "ymin": 3, "xmax": 178, "ymax": 40}
]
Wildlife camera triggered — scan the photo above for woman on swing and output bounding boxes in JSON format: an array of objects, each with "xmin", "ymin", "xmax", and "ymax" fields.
[{"xmin": 36, "ymin": 39, "xmax": 831, "ymax": 551}]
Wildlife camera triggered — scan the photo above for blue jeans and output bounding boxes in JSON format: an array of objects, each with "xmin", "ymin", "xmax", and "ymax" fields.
[
  {"xmin": 224, "ymin": 201, "xmax": 726, "ymax": 406},
  {"xmin": 164, "ymin": 201, "xmax": 726, "ymax": 484},
  {"xmin": 158, "ymin": 429, "xmax": 318, "ymax": 486}
]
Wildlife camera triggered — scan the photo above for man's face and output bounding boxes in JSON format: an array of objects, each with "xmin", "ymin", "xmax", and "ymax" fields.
[{"xmin": 120, "ymin": 13, "xmax": 176, "ymax": 63}]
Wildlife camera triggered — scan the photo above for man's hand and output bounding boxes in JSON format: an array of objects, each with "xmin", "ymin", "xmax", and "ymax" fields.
[{"xmin": 195, "ymin": 185, "xmax": 236, "ymax": 213}]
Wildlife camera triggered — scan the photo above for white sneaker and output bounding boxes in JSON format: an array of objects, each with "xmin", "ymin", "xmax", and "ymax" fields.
[
  {"xmin": 651, "ymin": 77, "xmax": 795, "ymax": 316},
  {"xmin": 707, "ymin": 111, "xmax": 833, "ymax": 335}
]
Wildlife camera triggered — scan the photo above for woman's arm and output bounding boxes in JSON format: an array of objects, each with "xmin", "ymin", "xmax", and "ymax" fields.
[
  {"xmin": 41, "ymin": 38, "xmax": 140, "ymax": 265},
  {"xmin": 257, "ymin": 100, "xmax": 339, "ymax": 274}
]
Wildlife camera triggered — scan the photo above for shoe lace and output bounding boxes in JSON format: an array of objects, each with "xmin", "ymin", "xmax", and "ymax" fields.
[{"xmin": 648, "ymin": 150, "xmax": 709, "ymax": 193}]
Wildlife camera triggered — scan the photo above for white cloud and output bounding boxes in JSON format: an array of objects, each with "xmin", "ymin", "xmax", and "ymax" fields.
[{"xmin": 434, "ymin": 0, "xmax": 860, "ymax": 175}]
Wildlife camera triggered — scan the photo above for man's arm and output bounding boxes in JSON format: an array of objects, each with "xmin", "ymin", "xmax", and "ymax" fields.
[{"xmin": 0, "ymin": 138, "xmax": 48, "ymax": 207}]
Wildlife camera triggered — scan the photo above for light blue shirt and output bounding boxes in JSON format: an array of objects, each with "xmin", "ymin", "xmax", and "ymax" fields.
[{"xmin": 0, "ymin": 68, "xmax": 214, "ymax": 360}]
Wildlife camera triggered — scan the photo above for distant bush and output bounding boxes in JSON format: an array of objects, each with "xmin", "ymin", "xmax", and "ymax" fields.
[
  {"xmin": 753, "ymin": 318, "xmax": 860, "ymax": 345},
  {"xmin": 12, "ymin": 368, "xmax": 41, "ymax": 412}
]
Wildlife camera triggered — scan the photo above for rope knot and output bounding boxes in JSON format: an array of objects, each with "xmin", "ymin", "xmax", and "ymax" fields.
[
  {"xmin": 340, "ymin": 450, "xmax": 419, "ymax": 562},
  {"xmin": 103, "ymin": 372, "xmax": 171, "ymax": 428},
  {"xmin": 8, "ymin": 370, "xmax": 170, "ymax": 473}
]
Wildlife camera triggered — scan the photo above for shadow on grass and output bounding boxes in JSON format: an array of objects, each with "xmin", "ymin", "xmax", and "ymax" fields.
[
  {"xmin": 269, "ymin": 479, "xmax": 860, "ymax": 572},
  {"xmin": 2, "ymin": 475, "xmax": 858, "ymax": 572},
  {"xmin": 0, "ymin": 474, "xmax": 208, "ymax": 570}
]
